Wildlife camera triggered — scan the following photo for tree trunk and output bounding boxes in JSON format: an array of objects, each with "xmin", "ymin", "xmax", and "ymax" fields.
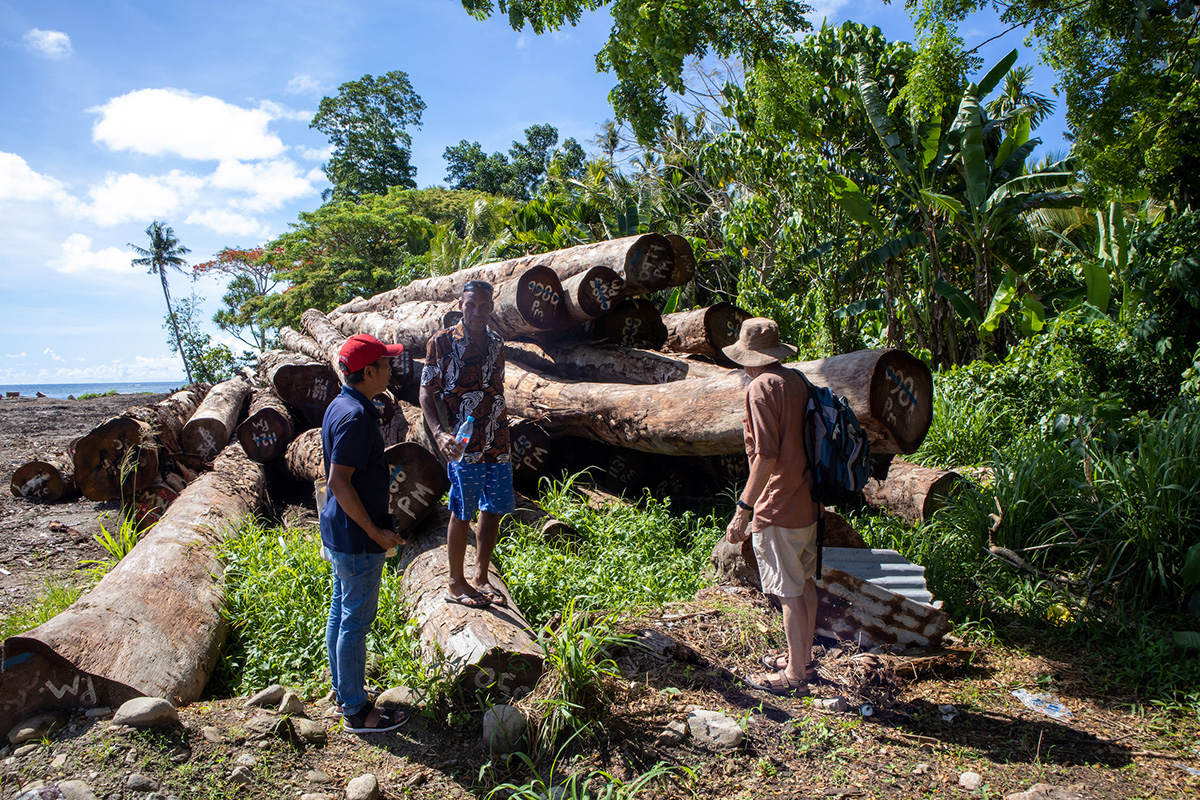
[
  {"xmin": 503, "ymin": 349, "xmax": 932, "ymax": 457},
  {"xmin": 664, "ymin": 234, "xmax": 697, "ymax": 288},
  {"xmin": 861, "ymin": 459, "xmax": 963, "ymax": 524},
  {"xmin": 557, "ymin": 266, "xmax": 627, "ymax": 323},
  {"xmin": 395, "ymin": 506, "xmax": 543, "ymax": 698},
  {"xmin": 236, "ymin": 385, "xmax": 297, "ymax": 463},
  {"xmin": 257, "ymin": 350, "xmax": 339, "ymax": 429},
  {"xmin": 283, "ymin": 428, "xmax": 448, "ymax": 536},
  {"xmin": 503, "ymin": 339, "xmax": 730, "ymax": 385},
  {"xmin": 73, "ymin": 385, "xmax": 210, "ymax": 501},
  {"xmin": 582, "ymin": 298, "xmax": 668, "ymax": 349},
  {"xmin": 662, "ymin": 303, "xmax": 750, "ymax": 362},
  {"xmin": 10, "ymin": 453, "xmax": 78, "ymax": 502},
  {"xmin": 182, "ymin": 376, "xmax": 252, "ymax": 460},
  {"xmin": 0, "ymin": 442, "xmax": 266, "ymax": 733},
  {"xmin": 509, "ymin": 418, "xmax": 552, "ymax": 484},
  {"xmin": 279, "ymin": 326, "xmax": 327, "ymax": 363},
  {"xmin": 332, "ymin": 303, "xmax": 458, "ymax": 356},
  {"xmin": 299, "ymin": 307, "xmax": 417, "ymax": 388}
]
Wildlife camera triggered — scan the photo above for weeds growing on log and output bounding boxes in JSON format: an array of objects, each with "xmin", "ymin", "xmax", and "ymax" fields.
[
  {"xmin": 495, "ymin": 473, "xmax": 722, "ymax": 626},
  {"xmin": 81, "ymin": 513, "xmax": 144, "ymax": 577},
  {"xmin": 215, "ymin": 518, "xmax": 433, "ymax": 698}
]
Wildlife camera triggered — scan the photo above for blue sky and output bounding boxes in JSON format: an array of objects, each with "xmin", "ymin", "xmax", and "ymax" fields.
[{"xmin": 0, "ymin": 0, "xmax": 1066, "ymax": 385}]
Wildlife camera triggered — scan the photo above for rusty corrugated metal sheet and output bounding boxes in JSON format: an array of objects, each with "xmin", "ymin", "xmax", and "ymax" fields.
[{"xmin": 821, "ymin": 547, "xmax": 938, "ymax": 607}]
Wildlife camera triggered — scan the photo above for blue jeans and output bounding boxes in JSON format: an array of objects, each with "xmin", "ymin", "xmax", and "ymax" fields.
[{"xmin": 325, "ymin": 549, "xmax": 387, "ymax": 717}]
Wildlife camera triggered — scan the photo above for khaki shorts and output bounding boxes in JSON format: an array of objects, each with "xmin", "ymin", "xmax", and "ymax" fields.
[{"xmin": 752, "ymin": 522, "xmax": 819, "ymax": 598}]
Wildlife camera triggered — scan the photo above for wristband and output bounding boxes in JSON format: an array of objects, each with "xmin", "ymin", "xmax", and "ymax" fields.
[{"xmin": 736, "ymin": 499, "xmax": 753, "ymax": 513}]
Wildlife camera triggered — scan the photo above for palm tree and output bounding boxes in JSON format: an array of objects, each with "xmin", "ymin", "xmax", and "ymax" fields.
[{"xmin": 129, "ymin": 221, "xmax": 193, "ymax": 383}]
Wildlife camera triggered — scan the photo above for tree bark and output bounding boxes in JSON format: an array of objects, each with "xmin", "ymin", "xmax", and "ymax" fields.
[
  {"xmin": 279, "ymin": 326, "xmax": 327, "ymax": 363},
  {"xmin": 332, "ymin": 303, "xmax": 457, "ymax": 356},
  {"xmin": 0, "ymin": 442, "xmax": 266, "ymax": 733},
  {"xmin": 257, "ymin": 350, "xmax": 339, "ymax": 429},
  {"xmin": 503, "ymin": 339, "xmax": 730, "ymax": 385},
  {"xmin": 664, "ymin": 234, "xmax": 697, "ymax": 288},
  {"xmin": 73, "ymin": 385, "xmax": 210, "ymax": 501},
  {"xmin": 861, "ymin": 459, "xmax": 964, "ymax": 524},
  {"xmin": 10, "ymin": 453, "xmax": 78, "ymax": 502},
  {"xmin": 182, "ymin": 376, "xmax": 252, "ymax": 461},
  {"xmin": 236, "ymin": 385, "xmax": 297, "ymax": 463},
  {"xmin": 582, "ymin": 298, "xmax": 668, "ymax": 349},
  {"xmin": 503, "ymin": 349, "xmax": 932, "ymax": 457},
  {"xmin": 395, "ymin": 506, "xmax": 543, "ymax": 698},
  {"xmin": 283, "ymin": 428, "xmax": 448, "ymax": 536},
  {"xmin": 663, "ymin": 303, "xmax": 750, "ymax": 362}
]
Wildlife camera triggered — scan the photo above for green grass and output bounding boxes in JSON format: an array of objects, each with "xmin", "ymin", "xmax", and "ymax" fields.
[
  {"xmin": 0, "ymin": 577, "xmax": 85, "ymax": 639},
  {"xmin": 494, "ymin": 473, "xmax": 723, "ymax": 626},
  {"xmin": 76, "ymin": 390, "xmax": 118, "ymax": 399},
  {"xmin": 215, "ymin": 518, "xmax": 432, "ymax": 698}
]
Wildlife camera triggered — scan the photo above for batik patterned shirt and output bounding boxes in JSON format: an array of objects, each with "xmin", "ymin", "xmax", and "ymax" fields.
[{"xmin": 421, "ymin": 323, "xmax": 510, "ymax": 463}]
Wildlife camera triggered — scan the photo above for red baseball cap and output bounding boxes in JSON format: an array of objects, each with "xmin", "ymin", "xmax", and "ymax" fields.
[{"xmin": 338, "ymin": 334, "xmax": 404, "ymax": 374}]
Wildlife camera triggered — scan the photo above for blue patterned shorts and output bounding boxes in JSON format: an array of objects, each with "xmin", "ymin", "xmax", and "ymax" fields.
[{"xmin": 448, "ymin": 461, "xmax": 515, "ymax": 521}]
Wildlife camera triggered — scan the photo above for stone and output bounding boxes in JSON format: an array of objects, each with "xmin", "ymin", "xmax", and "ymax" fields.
[
  {"xmin": 481, "ymin": 705, "xmax": 527, "ymax": 753},
  {"xmin": 15, "ymin": 743, "xmax": 40, "ymax": 757},
  {"xmin": 8, "ymin": 713, "xmax": 64, "ymax": 745},
  {"xmin": 113, "ymin": 698, "xmax": 178, "ymax": 729},
  {"xmin": 228, "ymin": 766, "xmax": 253, "ymax": 786},
  {"xmin": 14, "ymin": 786, "xmax": 54, "ymax": 800},
  {"xmin": 126, "ymin": 773, "xmax": 158, "ymax": 791},
  {"xmin": 235, "ymin": 753, "xmax": 258, "ymax": 767},
  {"xmin": 300, "ymin": 795, "xmax": 333, "ymax": 800},
  {"xmin": 815, "ymin": 697, "xmax": 849, "ymax": 713},
  {"xmin": 279, "ymin": 691, "xmax": 307, "ymax": 717},
  {"xmin": 296, "ymin": 718, "xmax": 327, "ymax": 745},
  {"xmin": 686, "ymin": 709, "xmax": 745, "ymax": 751},
  {"xmin": 57, "ymin": 781, "xmax": 100, "ymax": 800},
  {"xmin": 653, "ymin": 719, "xmax": 688, "ymax": 746},
  {"xmin": 1005, "ymin": 785, "xmax": 1086, "ymax": 800},
  {"xmin": 244, "ymin": 685, "xmax": 286, "ymax": 708},
  {"xmin": 201, "ymin": 726, "xmax": 226, "ymax": 744},
  {"xmin": 304, "ymin": 770, "xmax": 334, "ymax": 785},
  {"xmin": 244, "ymin": 713, "xmax": 296, "ymax": 744},
  {"xmin": 376, "ymin": 686, "xmax": 428, "ymax": 711},
  {"xmin": 913, "ymin": 763, "xmax": 931, "ymax": 775},
  {"xmin": 959, "ymin": 772, "xmax": 984, "ymax": 790},
  {"xmin": 83, "ymin": 708, "xmax": 112, "ymax": 719},
  {"xmin": 345, "ymin": 773, "xmax": 380, "ymax": 800},
  {"xmin": 50, "ymin": 753, "xmax": 67, "ymax": 769}
]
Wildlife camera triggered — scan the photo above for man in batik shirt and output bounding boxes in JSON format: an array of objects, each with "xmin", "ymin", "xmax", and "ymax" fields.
[{"xmin": 419, "ymin": 280, "xmax": 514, "ymax": 608}]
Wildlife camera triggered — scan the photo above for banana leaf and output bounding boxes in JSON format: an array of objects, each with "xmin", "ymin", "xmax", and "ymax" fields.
[
  {"xmin": 934, "ymin": 277, "xmax": 984, "ymax": 327},
  {"xmin": 981, "ymin": 270, "xmax": 1020, "ymax": 333},
  {"xmin": 832, "ymin": 297, "xmax": 885, "ymax": 319},
  {"xmin": 857, "ymin": 54, "xmax": 915, "ymax": 178},
  {"xmin": 828, "ymin": 174, "xmax": 884, "ymax": 235},
  {"xmin": 1020, "ymin": 292, "xmax": 1046, "ymax": 336},
  {"xmin": 1082, "ymin": 259, "xmax": 1112, "ymax": 312},
  {"xmin": 841, "ymin": 230, "xmax": 928, "ymax": 282}
]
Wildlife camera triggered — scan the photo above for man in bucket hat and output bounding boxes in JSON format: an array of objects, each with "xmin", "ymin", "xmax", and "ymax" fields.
[
  {"xmin": 321, "ymin": 333, "xmax": 408, "ymax": 732},
  {"xmin": 722, "ymin": 318, "xmax": 820, "ymax": 696}
]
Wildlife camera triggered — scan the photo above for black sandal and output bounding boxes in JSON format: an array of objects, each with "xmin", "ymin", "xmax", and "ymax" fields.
[{"xmin": 342, "ymin": 703, "xmax": 407, "ymax": 733}]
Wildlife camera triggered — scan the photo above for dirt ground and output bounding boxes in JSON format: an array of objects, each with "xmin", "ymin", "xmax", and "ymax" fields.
[{"xmin": 2, "ymin": 396, "xmax": 1199, "ymax": 799}]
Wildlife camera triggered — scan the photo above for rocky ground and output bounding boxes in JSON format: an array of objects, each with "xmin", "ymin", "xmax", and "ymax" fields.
[{"xmin": 2, "ymin": 395, "xmax": 1199, "ymax": 799}]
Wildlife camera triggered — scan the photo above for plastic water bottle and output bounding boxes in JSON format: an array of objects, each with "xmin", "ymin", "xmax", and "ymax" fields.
[{"xmin": 452, "ymin": 415, "xmax": 474, "ymax": 462}]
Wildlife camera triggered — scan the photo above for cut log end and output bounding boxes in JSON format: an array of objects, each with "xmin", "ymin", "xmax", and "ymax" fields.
[
  {"xmin": 10, "ymin": 459, "xmax": 78, "ymax": 502},
  {"xmin": 561, "ymin": 266, "xmax": 626, "ymax": 322},
  {"xmin": 513, "ymin": 265, "xmax": 568, "ymax": 331},
  {"xmin": 867, "ymin": 350, "xmax": 935, "ymax": 453},
  {"xmin": 73, "ymin": 417, "xmax": 159, "ymax": 501}
]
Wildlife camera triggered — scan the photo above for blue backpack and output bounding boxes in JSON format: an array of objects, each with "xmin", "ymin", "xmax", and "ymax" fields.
[{"xmin": 795, "ymin": 372, "xmax": 873, "ymax": 575}]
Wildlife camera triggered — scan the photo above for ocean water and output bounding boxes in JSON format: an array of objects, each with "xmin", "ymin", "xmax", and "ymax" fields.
[{"xmin": 0, "ymin": 381, "xmax": 184, "ymax": 399}]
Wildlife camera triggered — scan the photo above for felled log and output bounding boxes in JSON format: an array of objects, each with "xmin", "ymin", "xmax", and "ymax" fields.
[
  {"xmin": 10, "ymin": 453, "xmax": 78, "ymax": 502},
  {"xmin": 509, "ymin": 419, "xmax": 552, "ymax": 484},
  {"xmin": 861, "ymin": 459, "xmax": 963, "ymax": 524},
  {"xmin": 515, "ymin": 234, "xmax": 677, "ymax": 294},
  {"xmin": 332, "ymin": 303, "xmax": 455, "ymax": 356},
  {"xmin": 665, "ymin": 234, "xmax": 697, "ymax": 288},
  {"xmin": 182, "ymin": 376, "xmax": 252, "ymax": 460},
  {"xmin": 0, "ymin": 443, "xmax": 266, "ymax": 733},
  {"xmin": 396, "ymin": 506, "xmax": 543, "ymax": 698},
  {"xmin": 582, "ymin": 298, "xmax": 668, "ymax": 349},
  {"xmin": 279, "ymin": 326, "xmax": 327, "ymax": 363},
  {"xmin": 73, "ymin": 385, "xmax": 210, "ymax": 501},
  {"xmin": 283, "ymin": 429, "xmax": 447, "ymax": 535},
  {"xmin": 504, "ymin": 349, "xmax": 932, "ymax": 457},
  {"xmin": 505, "ymin": 491, "xmax": 578, "ymax": 542},
  {"xmin": 663, "ymin": 303, "xmax": 749, "ymax": 362},
  {"xmin": 257, "ymin": 350, "xmax": 339, "ymax": 428},
  {"xmin": 557, "ymin": 266, "xmax": 626, "ymax": 324},
  {"xmin": 301, "ymin": 307, "xmax": 416, "ymax": 386},
  {"xmin": 236, "ymin": 385, "xmax": 297, "ymax": 463},
  {"xmin": 504, "ymin": 340, "xmax": 729, "ymax": 385}
]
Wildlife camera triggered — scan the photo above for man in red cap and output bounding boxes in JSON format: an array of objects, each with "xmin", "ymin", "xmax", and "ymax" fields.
[{"xmin": 321, "ymin": 333, "xmax": 408, "ymax": 733}]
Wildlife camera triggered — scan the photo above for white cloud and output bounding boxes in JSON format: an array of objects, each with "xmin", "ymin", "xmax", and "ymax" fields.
[
  {"xmin": 186, "ymin": 208, "xmax": 267, "ymax": 237},
  {"xmin": 0, "ymin": 152, "xmax": 72, "ymax": 204},
  {"xmin": 258, "ymin": 100, "xmax": 311, "ymax": 122},
  {"xmin": 296, "ymin": 145, "xmax": 333, "ymax": 162},
  {"xmin": 6, "ymin": 352, "xmax": 27, "ymax": 358},
  {"xmin": 23, "ymin": 29, "xmax": 73, "ymax": 60},
  {"xmin": 516, "ymin": 33, "xmax": 530, "ymax": 50},
  {"xmin": 89, "ymin": 88, "xmax": 286, "ymax": 161},
  {"xmin": 49, "ymin": 233, "xmax": 135, "ymax": 275},
  {"xmin": 75, "ymin": 170, "xmax": 204, "ymax": 226},
  {"xmin": 44, "ymin": 348, "xmax": 64, "ymax": 362},
  {"xmin": 210, "ymin": 158, "xmax": 319, "ymax": 211},
  {"xmin": 286, "ymin": 74, "xmax": 324, "ymax": 95},
  {"xmin": 805, "ymin": 0, "xmax": 853, "ymax": 23},
  {"xmin": 0, "ymin": 355, "xmax": 186, "ymax": 384}
]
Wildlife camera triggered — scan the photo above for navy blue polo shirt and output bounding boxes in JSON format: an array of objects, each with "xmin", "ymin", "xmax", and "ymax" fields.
[{"xmin": 319, "ymin": 384, "xmax": 390, "ymax": 554}]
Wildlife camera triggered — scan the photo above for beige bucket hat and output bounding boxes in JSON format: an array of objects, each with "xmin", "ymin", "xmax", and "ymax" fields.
[{"xmin": 721, "ymin": 317, "xmax": 797, "ymax": 367}]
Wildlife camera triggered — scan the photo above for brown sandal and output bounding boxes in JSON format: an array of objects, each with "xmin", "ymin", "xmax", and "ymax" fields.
[
  {"xmin": 760, "ymin": 654, "xmax": 819, "ymax": 682},
  {"xmin": 746, "ymin": 669, "xmax": 810, "ymax": 697}
]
